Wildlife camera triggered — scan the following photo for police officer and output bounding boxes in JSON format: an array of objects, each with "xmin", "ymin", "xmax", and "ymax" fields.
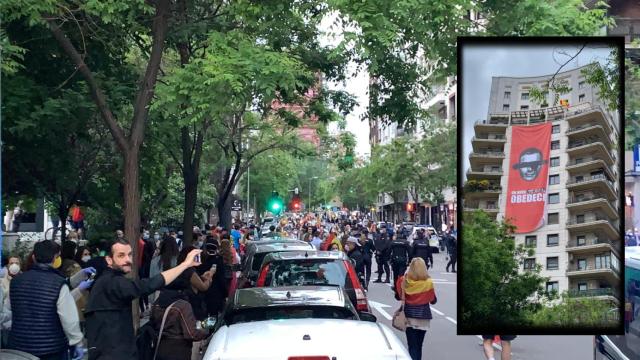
[
  {"xmin": 389, "ymin": 233, "xmax": 411, "ymax": 285},
  {"xmin": 373, "ymin": 225, "xmax": 391, "ymax": 283},
  {"xmin": 411, "ymin": 228, "xmax": 433, "ymax": 269},
  {"xmin": 446, "ymin": 233, "xmax": 457, "ymax": 273}
]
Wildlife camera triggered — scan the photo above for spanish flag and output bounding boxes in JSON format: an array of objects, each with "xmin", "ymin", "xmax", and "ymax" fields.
[{"xmin": 403, "ymin": 277, "xmax": 436, "ymax": 305}]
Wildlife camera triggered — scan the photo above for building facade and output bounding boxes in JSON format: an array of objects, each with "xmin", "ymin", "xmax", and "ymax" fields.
[{"xmin": 466, "ymin": 64, "xmax": 621, "ymax": 304}]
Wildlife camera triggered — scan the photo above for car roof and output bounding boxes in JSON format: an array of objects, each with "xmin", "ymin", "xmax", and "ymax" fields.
[
  {"xmin": 248, "ymin": 238, "xmax": 305, "ymax": 246},
  {"xmin": 263, "ymin": 250, "xmax": 348, "ymax": 262},
  {"xmin": 254, "ymin": 242, "xmax": 314, "ymax": 253},
  {"xmin": 232, "ymin": 286, "xmax": 347, "ymax": 309}
]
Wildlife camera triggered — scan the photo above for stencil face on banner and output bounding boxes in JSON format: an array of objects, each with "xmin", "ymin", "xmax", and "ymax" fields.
[{"xmin": 504, "ymin": 123, "xmax": 552, "ymax": 233}]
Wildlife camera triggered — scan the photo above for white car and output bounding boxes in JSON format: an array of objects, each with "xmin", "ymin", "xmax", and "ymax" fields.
[{"xmin": 202, "ymin": 287, "xmax": 410, "ymax": 360}]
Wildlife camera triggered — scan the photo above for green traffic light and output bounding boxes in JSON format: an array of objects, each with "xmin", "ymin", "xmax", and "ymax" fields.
[{"xmin": 272, "ymin": 203, "xmax": 281, "ymax": 210}]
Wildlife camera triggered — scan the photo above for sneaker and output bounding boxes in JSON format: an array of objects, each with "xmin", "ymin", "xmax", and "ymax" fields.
[{"xmin": 383, "ymin": 279, "xmax": 390, "ymax": 283}]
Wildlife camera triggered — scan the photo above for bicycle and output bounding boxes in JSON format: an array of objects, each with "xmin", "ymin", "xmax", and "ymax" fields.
[{"xmin": 44, "ymin": 223, "xmax": 74, "ymax": 242}]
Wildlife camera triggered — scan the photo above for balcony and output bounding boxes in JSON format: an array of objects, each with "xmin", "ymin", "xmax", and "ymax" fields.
[
  {"xmin": 464, "ymin": 186, "xmax": 502, "ymax": 200},
  {"xmin": 566, "ymin": 175, "xmax": 617, "ymax": 201},
  {"xmin": 567, "ymin": 215, "xmax": 619, "ymax": 240},
  {"xmin": 475, "ymin": 118, "xmax": 509, "ymax": 131},
  {"xmin": 565, "ymin": 104, "xmax": 615, "ymax": 135},
  {"xmin": 566, "ymin": 196, "xmax": 618, "ymax": 222},
  {"xmin": 566, "ymin": 124, "xmax": 612, "ymax": 148},
  {"xmin": 567, "ymin": 238, "xmax": 621, "ymax": 258},
  {"xmin": 469, "ymin": 150, "xmax": 505, "ymax": 166},
  {"xmin": 566, "ymin": 158, "xmax": 616, "ymax": 180},
  {"xmin": 567, "ymin": 263, "xmax": 620, "ymax": 283},
  {"xmin": 463, "ymin": 204, "xmax": 499, "ymax": 218},
  {"xmin": 466, "ymin": 168, "xmax": 503, "ymax": 180},
  {"xmin": 567, "ymin": 288, "xmax": 620, "ymax": 304},
  {"xmin": 567, "ymin": 140, "xmax": 615, "ymax": 166}
]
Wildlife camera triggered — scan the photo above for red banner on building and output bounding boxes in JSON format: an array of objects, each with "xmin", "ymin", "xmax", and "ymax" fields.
[{"xmin": 504, "ymin": 123, "xmax": 552, "ymax": 233}]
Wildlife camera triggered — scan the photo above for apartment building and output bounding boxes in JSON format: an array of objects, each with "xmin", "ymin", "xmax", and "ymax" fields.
[{"xmin": 465, "ymin": 64, "xmax": 621, "ymax": 305}]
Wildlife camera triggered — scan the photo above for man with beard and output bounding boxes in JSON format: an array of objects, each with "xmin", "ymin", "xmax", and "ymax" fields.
[{"xmin": 85, "ymin": 238, "xmax": 202, "ymax": 360}]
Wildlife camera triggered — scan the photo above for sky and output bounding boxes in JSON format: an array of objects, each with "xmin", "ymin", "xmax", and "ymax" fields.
[
  {"xmin": 461, "ymin": 44, "xmax": 615, "ymax": 175},
  {"xmin": 319, "ymin": 12, "xmax": 371, "ymax": 157}
]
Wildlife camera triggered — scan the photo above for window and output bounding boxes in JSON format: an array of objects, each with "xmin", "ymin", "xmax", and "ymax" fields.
[
  {"xmin": 578, "ymin": 283, "xmax": 588, "ymax": 291},
  {"xmin": 577, "ymin": 258, "xmax": 587, "ymax": 270},
  {"xmin": 576, "ymin": 214, "xmax": 585, "ymax": 223},
  {"xmin": 579, "ymin": 94, "xmax": 585, "ymax": 103},
  {"xmin": 551, "ymin": 140, "xmax": 560, "ymax": 150},
  {"xmin": 575, "ymin": 157, "xmax": 584, "ymax": 164},
  {"xmin": 524, "ymin": 258, "xmax": 536, "ymax": 270},
  {"xmin": 521, "ymin": 92, "xmax": 529, "ymax": 100},
  {"xmin": 549, "ymin": 174, "xmax": 560, "ymax": 185},
  {"xmin": 577, "ymin": 235, "xmax": 586, "ymax": 246},
  {"xmin": 550, "ymin": 157, "xmax": 560, "ymax": 167},
  {"xmin": 575, "ymin": 175, "xmax": 584, "ymax": 182},
  {"xmin": 502, "ymin": 104, "xmax": 510, "ymax": 111},
  {"xmin": 552, "ymin": 125, "xmax": 560, "ymax": 134},
  {"xmin": 548, "ymin": 193, "xmax": 560, "ymax": 204},
  {"xmin": 546, "ymin": 281, "xmax": 559, "ymax": 293},
  {"xmin": 490, "ymin": 166, "xmax": 500, "ymax": 172},
  {"xmin": 520, "ymin": 105, "xmax": 529, "ymax": 110},
  {"xmin": 546, "ymin": 257, "xmax": 559, "ymax": 270},
  {"xmin": 579, "ymin": 81, "xmax": 585, "ymax": 89},
  {"xmin": 547, "ymin": 234, "xmax": 559, "ymax": 247},
  {"xmin": 525, "ymin": 236, "xmax": 537, "ymax": 247},
  {"xmin": 504, "ymin": 92, "xmax": 511, "ymax": 100},
  {"xmin": 486, "ymin": 201, "xmax": 496, "ymax": 210},
  {"xmin": 595, "ymin": 253, "xmax": 611, "ymax": 269},
  {"xmin": 548, "ymin": 213, "xmax": 559, "ymax": 225}
]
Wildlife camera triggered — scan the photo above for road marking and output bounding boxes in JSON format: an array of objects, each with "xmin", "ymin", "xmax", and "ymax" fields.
[
  {"xmin": 368, "ymin": 300, "xmax": 393, "ymax": 320},
  {"xmin": 446, "ymin": 316, "xmax": 457, "ymax": 324},
  {"xmin": 432, "ymin": 281, "xmax": 456, "ymax": 284},
  {"xmin": 431, "ymin": 307, "xmax": 444, "ymax": 316}
]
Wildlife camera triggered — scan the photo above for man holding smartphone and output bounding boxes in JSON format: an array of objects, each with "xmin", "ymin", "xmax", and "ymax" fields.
[{"xmin": 85, "ymin": 238, "xmax": 202, "ymax": 360}]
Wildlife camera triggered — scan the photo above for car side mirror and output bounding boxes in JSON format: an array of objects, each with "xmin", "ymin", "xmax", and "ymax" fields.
[{"xmin": 358, "ymin": 312, "xmax": 377, "ymax": 322}]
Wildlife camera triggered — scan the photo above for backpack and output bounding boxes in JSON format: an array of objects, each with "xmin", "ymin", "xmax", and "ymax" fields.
[{"xmin": 136, "ymin": 322, "xmax": 158, "ymax": 360}]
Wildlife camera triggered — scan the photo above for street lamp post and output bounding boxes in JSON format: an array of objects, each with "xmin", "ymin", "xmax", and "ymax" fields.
[{"xmin": 308, "ymin": 176, "xmax": 318, "ymax": 211}]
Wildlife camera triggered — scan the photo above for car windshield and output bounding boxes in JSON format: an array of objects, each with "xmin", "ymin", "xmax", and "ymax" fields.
[
  {"xmin": 265, "ymin": 259, "xmax": 349, "ymax": 287},
  {"xmin": 227, "ymin": 305, "xmax": 356, "ymax": 325}
]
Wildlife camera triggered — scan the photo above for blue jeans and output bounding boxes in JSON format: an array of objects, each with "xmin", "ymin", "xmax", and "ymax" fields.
[{"xmin": 406, "ymin": 326, "xmax": 427, "ymax": 360}]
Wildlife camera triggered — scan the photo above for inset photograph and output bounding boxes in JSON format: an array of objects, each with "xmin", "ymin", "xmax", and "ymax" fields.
[{"xmin": 459, "ymin": 37, "xmax": 624, "ymax": 335}]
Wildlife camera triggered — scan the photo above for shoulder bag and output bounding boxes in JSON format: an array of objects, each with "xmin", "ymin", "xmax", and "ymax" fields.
[{"xmin": 392, "ymin": 288, "xmax": 408, "ymax": 331}]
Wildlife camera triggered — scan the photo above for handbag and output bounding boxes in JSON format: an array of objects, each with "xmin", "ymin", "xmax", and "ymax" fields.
[
  {"xmin": 153, "ymin": 301, "xmax": 178, "ymax": 360},
  {"xmin": 392, "ymin": 286, "xmax": 408, "ymax": 331}
]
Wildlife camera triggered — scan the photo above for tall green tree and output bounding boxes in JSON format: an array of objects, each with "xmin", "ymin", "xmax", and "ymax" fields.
[{"xmin": 461, "ymin": 211, "xmax": 549, "ymax": 331}]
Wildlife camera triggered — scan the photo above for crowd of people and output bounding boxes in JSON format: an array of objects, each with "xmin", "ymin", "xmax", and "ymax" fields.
[{"xmin": 0, "ymin": 212, "xmax": 460, "ymax": 360}]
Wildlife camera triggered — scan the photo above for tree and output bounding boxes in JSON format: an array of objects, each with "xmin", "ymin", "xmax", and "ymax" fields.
[
  {"xmin": 530, "ymin": 292, "xmax": 618, "ymax": 328},
  {"xmin": 626, "ymin": 45, "xmax": 640, "ymax": 149},
  {"xmin": 3, "ymin": 0, "xmax": 173, "ymax": 275},
  {"xmin": 460, "ymin": 211, "xmax": 550, "ymax": 332}
]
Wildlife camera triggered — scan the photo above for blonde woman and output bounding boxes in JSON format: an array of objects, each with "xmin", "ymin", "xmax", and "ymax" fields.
[{"xmin": 397, "ymin": 257, "xmax": 437, "ymax": 360}]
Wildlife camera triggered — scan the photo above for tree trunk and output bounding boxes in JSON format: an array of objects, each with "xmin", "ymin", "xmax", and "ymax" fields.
[
  {"xmin": 182, "ymin": 169, "xmax": 197, "ymax": 247},
  {"xmin": 216, "ymin": 195, "xmax": 232, "ymax": 230},
  {"xmin": 57, "ymin": 205, "xmax": 68, "ymax": 242}
]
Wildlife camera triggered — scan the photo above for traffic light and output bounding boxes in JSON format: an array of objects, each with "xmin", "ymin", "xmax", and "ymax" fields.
[
  {"xmin": 406, "ymin": 203, "xmax": 414, "ymax": 212},
  {"xmin": 268, "ymin": 191, "xmax": 284, "ymax": 214}
]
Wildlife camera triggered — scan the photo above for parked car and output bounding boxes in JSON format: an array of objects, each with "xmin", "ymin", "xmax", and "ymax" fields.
[
  {"xmin": 237, "ymin": 241, "xmax": 314, "ymax": 288},
  {"xmin": 256, "ymin": 250, "xmax": 372, "ymax": 313},
  {"xmin": 202, "ymin": 287, "xmax": 409, "ymax": 360},
  {"xmin": 407, "ymin": 225, "xmax": 440, "ymax": 253},
  {"xmin": 594, "ymin": 335, "xmax": 631, "ymax": 360}
]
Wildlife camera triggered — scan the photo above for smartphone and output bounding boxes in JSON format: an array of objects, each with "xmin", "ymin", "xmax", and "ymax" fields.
[
  {"xmin": 89, "ymin": 272, "xmax": 96, "ymax": 281},
  {"xmin": 194, "ymin": 254, "xmax": 201, "ymax": 263},
  {"xmin": 211, "ymin": 264, "xmax": 217, "ymax": 272}
]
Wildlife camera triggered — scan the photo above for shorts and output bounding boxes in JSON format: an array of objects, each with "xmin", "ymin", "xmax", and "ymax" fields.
[
  {"xmin": 482, "ymin": 335, "xmax": 517, "ymax": 341},
  {"xmin": 73, "ymin": 220, "xmax": 84, "ymax": 230}
]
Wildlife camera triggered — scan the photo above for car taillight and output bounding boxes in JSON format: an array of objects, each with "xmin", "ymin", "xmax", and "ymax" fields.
[
  {"xmin": 256, "ymin": 264, "xmax": 270, "ymax": 287},
  {"xmin": 343, "ymin": 260, "xmax": 369, "ymax": 312}
]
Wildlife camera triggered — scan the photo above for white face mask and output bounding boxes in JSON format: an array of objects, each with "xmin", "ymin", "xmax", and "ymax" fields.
[
  {"xmin": 154, "ymin": 234, "xmax": 161, "ymax": 240},
  {"xmin": 8, "ymin": 263, "xmax": 20, "ymax": 275},
  {"xmin": 82, "ymin": 255, "xmax": 91, "ymax": 263}
]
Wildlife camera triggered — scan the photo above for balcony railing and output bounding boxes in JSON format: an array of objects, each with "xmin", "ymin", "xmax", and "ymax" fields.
[
  {"xmin": 567, "ymin": 288, "xmax": 616, "ymax": 298},
  {"xmin": 465, "ymin": 186, "xmax": 502, "ymax": 192},
  {"xmin": 567, "ymin": 157, "xmax": 605, "ymax": 166},
  {"xmin": 567, "ymin": 214, "xmax": 611, "ymax": 225},
  {"xmin": 470, "ymin": 150, "xmax": 505, "ymax": 157},
  {"xmin": 472, "ymin": 135, "xmax": 506, "ymax": 141},
  {"xmin": 567, "ymin": 174, "xmax": 615, "ymax": 189},
  {"xmin": 466, "ymin": 168, "xmax": 503, "ymax": 174},
  {"xmin": 567, "ymin": 238, "xmax": 617, "ymax": 248},
  {"xmin": 464, "ymin": 205, "xmax": 499, "ymax": 211},
  {"xmin": 566, "ymin": 124, "xmax": 607, "ymax": 135},
  {"xmin": 476, "ymin": 118, "xmax": 509, "ymax": 126},
  {"xmin": 568, "ymin": 137, "xmax": 605, "ymax": 149},
  {"xmin": 568, "ymin": 263, "xmax": 619, "ymax": 274}
]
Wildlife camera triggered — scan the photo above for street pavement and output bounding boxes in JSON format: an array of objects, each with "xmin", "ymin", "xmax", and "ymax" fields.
[{"xmin": 367, "ymin": 251, "xmax": 594, "ymax": 360}]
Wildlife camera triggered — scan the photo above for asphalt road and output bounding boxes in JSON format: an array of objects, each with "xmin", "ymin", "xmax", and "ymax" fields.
[{"xmin": 367, "ymin": 251, "xmax": 594, "ymax": 360}]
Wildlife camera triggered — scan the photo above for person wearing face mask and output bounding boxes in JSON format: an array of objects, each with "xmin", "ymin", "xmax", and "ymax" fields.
[
  {"xmin": 196, "ymin": 237, "xmax": 228, "ymax": 318},
  {"xmin": 139, "ymin": 229, "xmax": 156, "ymax": 316},
  {"xmin": 74, "ymin": 246, "xmax": 92, "ymax": 268},
  {"xmin": 8, "ymin": 240, "xmax": 87, "ymax": 359}
]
